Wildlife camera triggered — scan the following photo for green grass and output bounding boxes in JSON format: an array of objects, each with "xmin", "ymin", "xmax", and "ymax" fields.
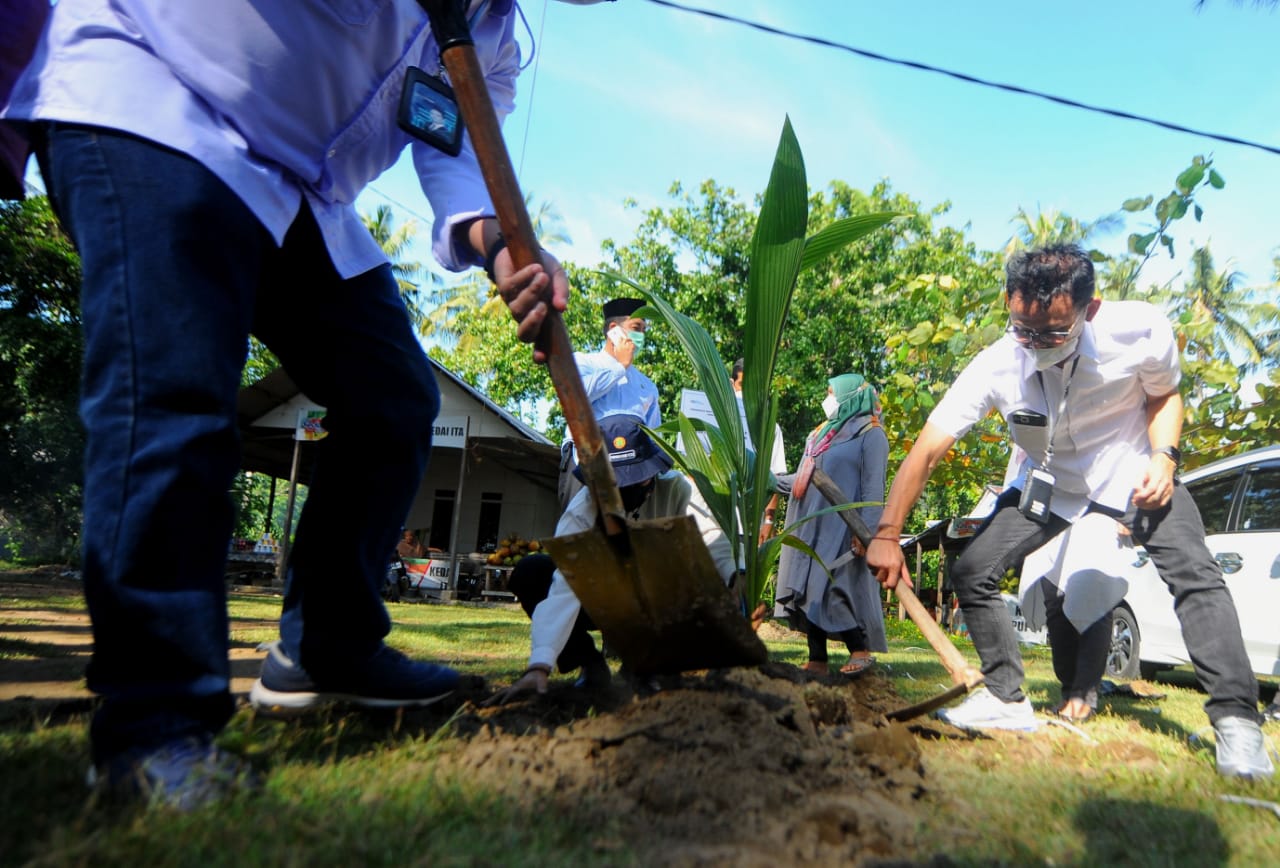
[{"xmin": 2, "ymin": 593, "xmax": 1278, "ymax": 866}]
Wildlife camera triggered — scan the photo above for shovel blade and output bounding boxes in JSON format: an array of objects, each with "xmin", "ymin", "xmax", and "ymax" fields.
[{"xmin": 542, "ymin": 515, "xmax": 767, "ymax": 675}]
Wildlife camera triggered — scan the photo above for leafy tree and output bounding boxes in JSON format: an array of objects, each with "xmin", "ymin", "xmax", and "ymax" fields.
[
  {"xmin": 1100, "ymin": 157, "xmax": 1279, "ymax": 466},
  {"xmin": 1116, "ymin": 155, "xmax": 1225, "ymax": 295},
  {"xmin": 0, "ymin": 197, "xmax": 83, "ymax": 561},
  {"xmin": 1175, "ymin": 248, "xmax": 1280, "ymax": 464}
]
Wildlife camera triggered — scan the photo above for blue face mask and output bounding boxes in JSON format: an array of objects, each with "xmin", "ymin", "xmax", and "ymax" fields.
[{"xmin": 608, "ymin": 325, "xmax": 646, "ymax": 355}]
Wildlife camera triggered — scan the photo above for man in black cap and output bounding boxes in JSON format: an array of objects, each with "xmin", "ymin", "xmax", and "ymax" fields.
[
  {"xmin": 558, "ymin": 298, "xmax": 661, "ymax": 508},
  {"xmin": 496, "ymin": 415, "xmax": 737, "ymax": 700}
]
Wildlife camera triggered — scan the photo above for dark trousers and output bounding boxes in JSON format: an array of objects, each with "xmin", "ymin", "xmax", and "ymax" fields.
[
  {"xmin": 556, "ymin": 441, "xmax": 583, "ymax": 512},
  {"xmin": 508, "ymin": 554, "xmax": 604, "ymax": 673},
  {"xmin": 1043, "ymin": 585, "xmax": 1112, "ymax": 708},
  {"xmin": 953, "ymin": 485, "xmax": 1259, "ymax": 723},
  {"xmin": 805, "ymin": 623, "xmax": 868, "ymax": 662},
  {"xmin": 40, "ymin": 125, "xmax": 439, "ymax": 762}
]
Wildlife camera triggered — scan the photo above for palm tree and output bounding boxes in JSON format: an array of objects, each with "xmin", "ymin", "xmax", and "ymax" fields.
[
  {"xmin": 1176, "ymin": 245, "xmax": 1280, "ymax": 375},
  {"xmin": 363, "ymin": 196, "xmax": 570, "ymax": 349},
  {"xmin": 361, "ymin": 204, "xmax": 441, "ymax": 336},
  {"xmin": 446, "ymin": 192, "xmax": 571, "ymax": 351},
  {"xmin": 1003, "ymin": 207, "xmax": 1123, "ymax": 257}
]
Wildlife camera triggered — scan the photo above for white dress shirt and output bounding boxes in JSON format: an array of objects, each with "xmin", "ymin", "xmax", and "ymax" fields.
[
  {"xmin": 3, "ymin": 0, "xmax": 519, "ymax": 276},
  {"xmin": 928, "ymin": 300, "xmax": 1181, "ymax": 517},
  {"xmin": 529, "ymin": 471, "xmax": 735, "ymax": 669}
]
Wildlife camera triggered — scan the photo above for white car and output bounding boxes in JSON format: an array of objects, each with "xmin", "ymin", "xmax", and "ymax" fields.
[{"xmin": 1105, "ymin": 445, "xmax": 1280, "ymax": 680}]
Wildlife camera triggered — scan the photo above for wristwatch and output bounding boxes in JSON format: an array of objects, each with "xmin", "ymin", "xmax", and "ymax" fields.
[{"xmin": 1151, "ymin": 445, "xmax": 1182, "ymax": 467}]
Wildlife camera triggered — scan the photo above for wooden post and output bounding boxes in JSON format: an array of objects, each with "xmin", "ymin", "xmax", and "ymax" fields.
[
  {"xmin": 935, "ymin": 549, "xmax": 944, "ymax": 623},
  {"xmin": 445, "ymin": 417, "xmax": 471, "ymax": 590},
  {"xmin": 276, "ymin": 438, "xmax": 302, "ymax": 585},
  {"xmin": 264, "ymin": 475, "xmax": 277, "ymax": 536}
]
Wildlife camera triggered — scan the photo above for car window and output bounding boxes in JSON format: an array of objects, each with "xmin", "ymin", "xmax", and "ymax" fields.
[
  {"xmin": 1237, "ymin": 463, "xmax": 1280, "ymax": 532},
  {"xmin": 1186, "ymin": 471, "xmax": 1240, "ymax": 535}
]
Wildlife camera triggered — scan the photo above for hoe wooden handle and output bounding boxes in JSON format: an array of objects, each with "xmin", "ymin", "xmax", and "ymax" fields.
[{"xmin": 809, "ymin": 467, "xmax": 983, "ymax": 689}]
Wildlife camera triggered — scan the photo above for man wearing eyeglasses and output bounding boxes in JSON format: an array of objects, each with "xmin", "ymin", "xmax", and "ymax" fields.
[{"xmin": 866, "ymin": 244, "xmax": 1271, "ymax": 779}]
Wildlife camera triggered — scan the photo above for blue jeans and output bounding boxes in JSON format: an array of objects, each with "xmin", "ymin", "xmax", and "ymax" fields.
[
  {"xmin": 953, "ymin": 485, "xmax": 1259, "ymax": 723},
  {"xmin": 39, "ymin": 125, "xmax": 440, "ymax": 763}
]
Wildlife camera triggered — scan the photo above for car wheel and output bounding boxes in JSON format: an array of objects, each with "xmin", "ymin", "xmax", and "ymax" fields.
[{"xmin": 1105, "ymin": 604, "xmax": 1142, "ymax": 680}]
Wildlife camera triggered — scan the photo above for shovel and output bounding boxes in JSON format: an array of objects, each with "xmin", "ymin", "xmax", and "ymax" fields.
[
  {"xmin": 808, "ymin": 467, "xmax": 983, "ymax": 721},
  {"xmin": 421, "ymin": 0, "xmax": 766, "ymax": 675}
]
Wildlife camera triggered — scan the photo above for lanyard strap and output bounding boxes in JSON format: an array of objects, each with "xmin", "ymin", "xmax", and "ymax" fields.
[{"xmin": 1036, "ymin": 355, "xmax": 1080, "ymax": 467}]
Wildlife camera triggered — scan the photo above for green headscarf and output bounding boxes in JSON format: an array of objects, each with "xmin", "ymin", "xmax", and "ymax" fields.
[
  {"xmin": 793, "ymin": 373, "xmax": 882, "ymax": 500},
  {"xmin": 813, "ymin": 373, "xmax": 878, "ymax": 443}
]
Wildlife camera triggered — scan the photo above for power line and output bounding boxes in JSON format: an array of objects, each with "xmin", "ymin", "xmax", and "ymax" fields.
[
  {"xmin": 642, "ymin": 0, "xmax": 1280, "ymax": 159},
  {"xmin": 367, "ymin": 183, "xmax": 435, "ymax": 227},
  {"xmin": 516, "ymin": 0, "xmax": 550, "ymax": 178}
]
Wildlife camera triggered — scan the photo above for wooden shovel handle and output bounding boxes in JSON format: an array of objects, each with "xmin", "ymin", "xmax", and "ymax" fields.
[
  {"xmin": 424, "ymin": 2, "xmax": 625, "ymax": 534},
  {"xmin": 809, "ymin": 467, "xmax": 983, "ymax": 689}
]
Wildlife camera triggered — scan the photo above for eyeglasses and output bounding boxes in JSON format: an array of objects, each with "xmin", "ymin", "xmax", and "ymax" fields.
[{"xmin": 1006, "ymin": 313, "xmax": 1083, "ymax": 347}]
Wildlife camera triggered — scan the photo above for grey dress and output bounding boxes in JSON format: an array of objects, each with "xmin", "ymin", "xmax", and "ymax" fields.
[{"xmin": 773, "ymin": 415, "xmax": 889, "ymax": 651}]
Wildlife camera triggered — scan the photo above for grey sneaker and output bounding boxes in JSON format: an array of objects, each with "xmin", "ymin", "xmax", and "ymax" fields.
[
  {"xmin": 88, "ymin": 737, "xmax": 256, "ymax": 810},
  {"xmin": 1263, "ymin": 699, "xmax": 1280, "ymax": 723},
  {"xmin": 1214, "ymin": 716, "xmax": 1275, "ymax": 779},
  {"xmin": 936, "ymin": 687, "xmax": 1040, "ymax": 732}
]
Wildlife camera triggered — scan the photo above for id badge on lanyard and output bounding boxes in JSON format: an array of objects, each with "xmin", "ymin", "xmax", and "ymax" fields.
[
  {"xmin": 399, "ymin": 0, "xmax": 495, "ymax": 157},
  {"xmin": 1018, "ymin": 356, "xmax": 1080, "ymax": 524},
  {"xmin": 397, "ymin": 67, "xmax": 464, "ymax": 157}
]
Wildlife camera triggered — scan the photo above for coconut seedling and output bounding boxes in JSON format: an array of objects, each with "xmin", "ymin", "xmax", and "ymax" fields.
[{"xmin": 610, "ymin": 117, "xmax": 898, "ymax": 613}]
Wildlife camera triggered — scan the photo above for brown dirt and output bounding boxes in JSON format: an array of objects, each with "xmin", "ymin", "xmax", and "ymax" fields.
[
  {"xmin": 436, "ymin": 665, "xmax": 931, "ymax": 866},
  {"xmin": 2, "ymin": 569, "xmax": 939, "ymax": 865}
]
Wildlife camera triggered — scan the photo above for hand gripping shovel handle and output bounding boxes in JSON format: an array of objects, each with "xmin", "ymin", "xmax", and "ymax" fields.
[
  {"xmin": 808, "ymin": 467, "xmax": 983, "ymax": 692},
  {"xmin": 420, "ymin": 0, "xmax": 625, "ymax": 534}
]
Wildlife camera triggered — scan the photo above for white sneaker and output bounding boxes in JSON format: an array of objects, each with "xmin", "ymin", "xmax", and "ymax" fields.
[
  {"xmin": 1214, "ymin": 716, "xmax": 1275, "ymax": 779},
  {"xmin": 937, "ymin": 687, "xmax": 1040, "ymax": 732}
]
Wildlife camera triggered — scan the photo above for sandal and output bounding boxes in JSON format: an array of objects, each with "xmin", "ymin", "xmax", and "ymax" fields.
[
  {"xmin": 839, "ymin": 655, "xmax": 876, "ymax": 677},
  {"xmin": 802, "ymin": 661, "xmax": 829, "ymax": 673},
  {"xmin": 1055, "ymin": 702, "xmax": 1096, "ymax": 724}
]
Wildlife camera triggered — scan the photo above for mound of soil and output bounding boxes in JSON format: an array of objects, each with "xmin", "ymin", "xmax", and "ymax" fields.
[{"xmin": 435, "ymin": 664, "xmax": 930, "ymax": 865}]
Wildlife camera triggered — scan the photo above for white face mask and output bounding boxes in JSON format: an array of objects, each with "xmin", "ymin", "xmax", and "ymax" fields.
[
  {"xmin": 821, "ymin": 393, "xmax": 840, "ymax": 418},
  {"xmin": 1017, "ymin": 309, "xmax": 1087, "ymax": 370},
  {"xmin": 1030, "ymin": 336, "xmax": 1080, "ymax": 370}
]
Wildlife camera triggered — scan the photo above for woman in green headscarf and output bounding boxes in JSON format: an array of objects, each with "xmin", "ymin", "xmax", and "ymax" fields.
[{"xmin": 775, "ymin": 373, "xmax": 889, "ymax": 676}]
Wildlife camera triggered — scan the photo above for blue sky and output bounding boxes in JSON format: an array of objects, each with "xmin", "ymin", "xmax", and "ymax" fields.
[{"xmin": 361, "ymin": 0, "xmax": 1280, "ymax": 293}]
